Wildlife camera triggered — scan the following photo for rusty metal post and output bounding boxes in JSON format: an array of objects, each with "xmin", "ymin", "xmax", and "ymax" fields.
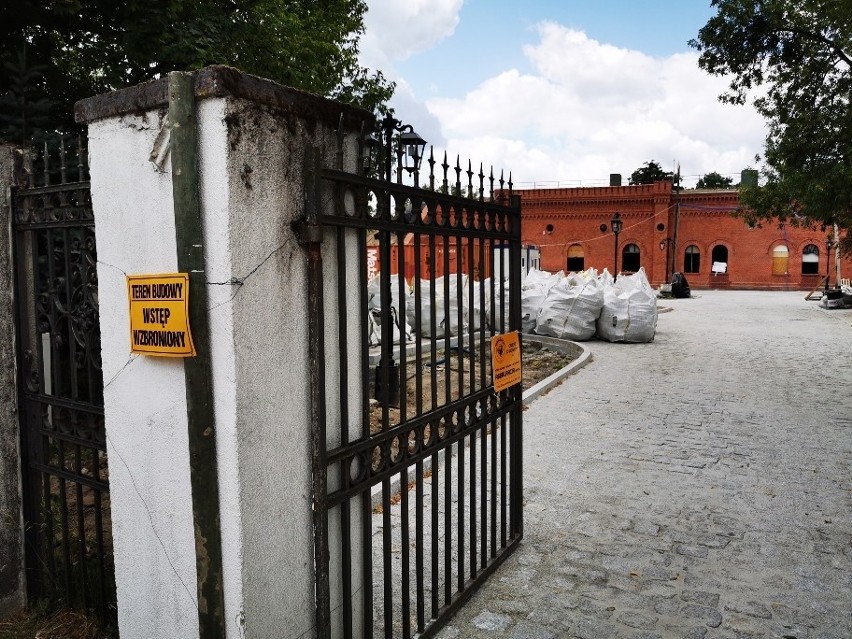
[{"xmin": 292, "ymin": 146, "xmax": 331, "ymax": 638}]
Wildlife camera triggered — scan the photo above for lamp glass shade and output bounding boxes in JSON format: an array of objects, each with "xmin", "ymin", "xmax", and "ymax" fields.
[
  {"xmin": 399, "ymin": 130, "xmax": 427, "ymax": 173},
  {"xmin": 610, "ymin": 214, "xmax": 623, "ymax": 235}
]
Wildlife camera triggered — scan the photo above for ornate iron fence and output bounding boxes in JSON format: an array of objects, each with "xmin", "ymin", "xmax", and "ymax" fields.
[
  {"xmin": 12, "ymin": 134, "xmax": 115, "ymax": 622},
  {"xmin": 299, "ymin": 118, "xmax": 524, "ymax": 638}
]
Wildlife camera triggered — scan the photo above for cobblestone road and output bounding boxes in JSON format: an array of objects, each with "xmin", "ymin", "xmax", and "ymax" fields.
[{"xmin": 438, "ymin": 291, "xmax": 852, "ymax": 639}]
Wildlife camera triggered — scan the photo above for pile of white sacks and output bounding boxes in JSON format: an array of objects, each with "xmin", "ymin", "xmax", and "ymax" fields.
[
  {"xmin": 365, "ymin": 266, "xmax": 657, "ymax": 346},
  {"xmin": 366, "ymin": 274, "xmax": 507, "ymax": 346},
  {"xmin": 524, "ymin": 267, "xmax": 657, "ymax": 342}
]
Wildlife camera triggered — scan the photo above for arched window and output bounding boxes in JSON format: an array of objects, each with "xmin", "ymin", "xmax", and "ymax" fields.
[
  {"xmin": 802, "ymin": 244, "xmax": 819, "ymax": 275},
  {"xmin": 622, "ymin": 243, "xmax": 640, "ymax": 273},
  {"xmin": 772, "ymin": 245, "xmax": 789, "ymax": 275},
  {"xmin": 684, "ymin": 245, "xmax": 700, "ymax": 273},
  {"xmin": 566, "ymin": 244, "xmax": 585, "ymax": 272},
  {"xmin": 711, "ymin": 245, "xmax": 728, "ymax": 274}
]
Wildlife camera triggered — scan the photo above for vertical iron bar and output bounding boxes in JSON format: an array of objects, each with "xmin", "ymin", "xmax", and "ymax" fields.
[
  {"xmin": 58, "ymin": 442, "xmax": 72, "ymax": 602},
  {"xmin": 63, "ymin": 228, "xmax": 79, "ymax": 401},
  {"xmin": 397, "ymin": 230, "xmax": 407, "ymax": 422},
  {"xmin": 15, "ymin": 218, "xmax": 43, "ymax": 600},
  {"xmin": 487, "ymin": 239, "xmax": 496, "ymax": 559},
  {"xmin": 509, "ymin": 196, "xmax": 524, "ymax": 541},
  {"xmin": 413, "ymin": 233, "xmax": 425, "ymax": 631},
  {"xmin": 43, "ymin": 141, "xmax": 50, "ymax": 187},
  {"xmin": 77, "ymin": 136, "xmax": 85, "ymax": 182},
  {"xmin": 470, "ymin": 401, "xmax": 477, "ymax": 581},
  {"xmin": 379, "ymin": 226, "xmax": 393, "ymax": 415},
  {"xmin": 480, "ymin": 364, "xmax": 487, "ymax": 568},
  {"xmin": 401, "ymin": 464, "xmax": 410, "ymax": 639},
  {"xmin": 443, "ymin": 417, "xmax": 451, "ymax": 607},
  {"xmin": 42, "ymin": 459, "xmax": 57, "ymax": 589},
  {"xmin": 358, "ymin": 227, "xmax": 374, "ymax": 638},
  {"xmin": 75, "ymin": 445, "xmax": 89, "ymax": 609},
  {"xmin": 93, "ymin": 448, "xmax": 107, "ymax": 617},
  {"xmin": 292, "ymin": 156, "xmax": 331, "ymax": 636},
  {"xmin": 382, "ymin": 475, "xmax": 392, "ymax": 638},
  {"xmin": 457, "ymin": 430, "xmax": 465, "ymax": 592},
  {"xmin": 468, "ymin": 237, "xmax": 475, "ymax": 395},
  {"xmin": 60, "ymin": 136, "xmax": 68, "ymax": 184},
  {"xmin": 396, "ymin": 226, "xmax": 411, "ymax": 639},
  {"xmin": 416, "ymin": 454, "xmax": 425, "ymax": 632},
  {"xmin": 443, "ymin": 237, "xmax": 451, "ymax": 410},
  {"xmin": 379, "ymin": 148, "xmax": 395, "ymax": 636},
  {"xmin": 429, "ymin": 234, "xmax": 438, "ymax": 413},
  {"xmin": 429, "ymin": 232, "xmax": 441, "ymax": 617},
  {"xmin": 46, "ymin": 229, "xmax": 58, "ymax": 398},
  {"xmin": 456, "ymin": 238, "xmax": 464, "ymax": 405},
  {"xmin": 499, "ymin": 240, "xmax": 507, "ymax": 548},
  {"xmin": 432, "ymin": 434, "xmax": 440, "ymax": 618},
  {"xmin": 336, "ymin": 223, "xmax": 353, "ymax": 639}
]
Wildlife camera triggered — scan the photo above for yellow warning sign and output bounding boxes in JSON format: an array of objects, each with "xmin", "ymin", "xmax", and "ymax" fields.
[
  {"xmin": 127, "ymin": 273, "xmax": 196, "ymax": 357},
  {"xmin": 491, "ymin": 331, "xmax": 521, "ymax": 392}
]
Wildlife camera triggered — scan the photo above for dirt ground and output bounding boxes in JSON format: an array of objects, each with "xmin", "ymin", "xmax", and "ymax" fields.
[{"xmin": 370, "ymin": 340, "xmax": 575, "ymax": 435}]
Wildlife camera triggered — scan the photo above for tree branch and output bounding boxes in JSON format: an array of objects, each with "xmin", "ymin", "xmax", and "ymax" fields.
[{"xmin": 770, "ymin": 25, "xmax": 852, "ymax": 68}]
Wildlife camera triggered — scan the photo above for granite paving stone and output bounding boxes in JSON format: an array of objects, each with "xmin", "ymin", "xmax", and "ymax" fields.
[{"xmin": 430, "ymin": 292, "xmax": 852, "ymax": 638}]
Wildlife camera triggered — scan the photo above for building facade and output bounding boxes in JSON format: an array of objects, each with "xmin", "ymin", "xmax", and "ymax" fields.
[{"xmin": 519, "ymin": 180, "xmax": 850, "ymax": 290}]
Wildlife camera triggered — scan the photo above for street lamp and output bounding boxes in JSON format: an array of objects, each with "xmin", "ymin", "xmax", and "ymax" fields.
[
  {"xmin": 611, "ymin": 213, "xmax": 623, "ymax": 279},
  {"xmin": 376, "ymin": 116, "xmax": 427, "ymax": 185},
  {"xmin": 659, "ymin": 237, "xmax": 673, "ymax": 283},
  {"xmin": 824, "ymin": 235, "xmax": 835, "ymax": 296}
]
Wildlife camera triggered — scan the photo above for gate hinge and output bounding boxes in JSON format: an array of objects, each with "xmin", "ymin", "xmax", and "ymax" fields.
[{"xmin": 292, "ymin": 218, "xmax": 323, "ymax": 245}]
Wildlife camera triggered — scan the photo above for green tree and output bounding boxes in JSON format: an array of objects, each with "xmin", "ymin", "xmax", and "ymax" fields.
[
  {"xmin": 0, "ymin": 49, "xmax": 54, "ymax": 145},
  {"xmin": 690, "ymin": 0, "xmax": 852, "ymax": 248},
  {"xmin": 0, "ymin": 0, "xmax": 394, "ymax": 141},
  {"xmin": 696, "ymin": 171, "xmax": 735, "ymax": 189},
  {"xmin": 629, "ymin": 160, "xmax": 674, "ymax": 185}
]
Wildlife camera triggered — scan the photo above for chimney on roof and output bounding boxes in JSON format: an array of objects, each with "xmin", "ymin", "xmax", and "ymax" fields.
[
  {"xmin": 740, "ymin": 169, "xmax": 758, "ymax": 188},
  {"xmin": 609, "ymin": 173, "xmax": 621, "ymax": 187}
]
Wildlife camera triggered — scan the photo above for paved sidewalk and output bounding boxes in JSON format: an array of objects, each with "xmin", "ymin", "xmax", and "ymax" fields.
[{"xmin": 439, "ymin": 291, "xmax": 852, "ymax": 639}]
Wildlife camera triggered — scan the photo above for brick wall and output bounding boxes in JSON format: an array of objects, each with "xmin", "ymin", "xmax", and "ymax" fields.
[{"xmin": 519, "ymin": 182, "xmax": 851, "ymax": 290}]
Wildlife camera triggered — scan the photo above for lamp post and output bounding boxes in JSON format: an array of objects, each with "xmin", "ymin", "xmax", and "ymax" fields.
[
  {"xmin": 611, "ymin": 212, "xmax": 622, "ymax": 279},
  {"xmin": 659, "ymin": 237, "xmax": 673, "ymax": 283},
  {"xmin": 373, "ymin": 116, "xmax": 427, "ymax": 407},
  {"xmin": 824, "ymin": 235, "xmax": 835, "ymax": 297}
]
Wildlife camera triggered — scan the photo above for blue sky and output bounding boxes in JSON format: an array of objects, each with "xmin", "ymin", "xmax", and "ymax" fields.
[
  {"xmin": 397, "ymin": 1, "xmax": 717, "ymax": 98},
  {"xmin": 360, "ymin": 1, "xmax": 765, "ymax": 188}
]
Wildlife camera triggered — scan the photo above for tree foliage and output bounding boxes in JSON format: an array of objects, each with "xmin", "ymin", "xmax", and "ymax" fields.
[
  {"xmin": 629, "ymin": 160, "xmax": 674, "ymax": 185},
  {"xmin": 0, "ymin": 0, "xmax": 394, "ymax": 142},
  {"xmin": 690, "ymin": 0, "xmax": 852, "ymax": 248},
  {"xmin": 696, "ymin": 171, "xmax": 735, "ymax": 189}
]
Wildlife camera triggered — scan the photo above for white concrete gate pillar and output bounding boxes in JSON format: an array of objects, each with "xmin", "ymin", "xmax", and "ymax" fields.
[{"xmin": 76, "ymin": 66, "xmax": 369, "ymax": 638}]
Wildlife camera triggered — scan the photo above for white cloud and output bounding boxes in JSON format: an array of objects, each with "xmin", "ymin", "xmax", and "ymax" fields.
[
  {"xmin": 360, "ymin": 0, "xmax": 463, "ymax": 68},
  {"xmin": 358, "ymin": 0, "xmax": 465, "ymax": 146},
  {"xmin": 423, "ymin": 23, "xmax": 766, "ymax": 188}
]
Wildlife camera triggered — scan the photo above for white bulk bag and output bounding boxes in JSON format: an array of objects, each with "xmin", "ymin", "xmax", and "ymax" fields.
[
  {"xmin": 367, "ymin": 274, "xmax": 413, "ymax": 344},
  {"xmin": 596, "ymin": 268, "xmax": 658, "ymax": 343},
  {"xmin": 406, "ymin": 274, "xmax": 468, "ymax": 337},
  {"xmin": 520, "ymin": 268, "xmax": 563, "ymax": 333},
  {"xmin": 534, "ymin": 273, "xmax": 604, "ymax": 341},
  {"xmin": 469, "ymin": 278, "xmax": 491, "ymax": 332}
]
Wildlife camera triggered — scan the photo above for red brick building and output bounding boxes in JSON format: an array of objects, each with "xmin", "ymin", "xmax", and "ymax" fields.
[{"xmin": 518, "ymin": 180, "xmax": 850, "ymax": 290}]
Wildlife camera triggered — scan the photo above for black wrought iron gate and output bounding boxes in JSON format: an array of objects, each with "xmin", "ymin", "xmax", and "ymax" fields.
[
  {"xmin": 300, "ymin": 119, "xmax": 523, "ymax": 638},
  {"xmin": 11, "ymin": 135, "xmax": 114, "ymax": 621}
]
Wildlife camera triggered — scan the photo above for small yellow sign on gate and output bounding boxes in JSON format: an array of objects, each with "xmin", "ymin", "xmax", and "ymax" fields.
[
  {"xmin": 491, "ymin": 331, "xmax": 521, "ymax": 392},
  {"xmin": 127, "ymin": 273, "xmax": 196, "ymax": 357}
]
